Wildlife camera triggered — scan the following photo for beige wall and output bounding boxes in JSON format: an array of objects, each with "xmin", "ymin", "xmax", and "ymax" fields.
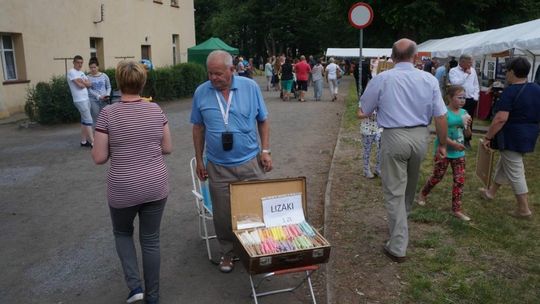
[{"xmin": 0, "ymin": 0, "xmax": 196, "ymax": 118}]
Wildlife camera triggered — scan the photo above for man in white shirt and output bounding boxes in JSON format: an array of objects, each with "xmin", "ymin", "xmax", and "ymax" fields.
[
  {"xmin": 67, "ymin": 55, "xmax": 94, "ymax": 147},
  {"xmin": 449, "ymin": 54, "xmax": 479, "ymax": 149},
  {"xmin": 361, "ymin": 38, "xmax": 448, "ymax": 263}
]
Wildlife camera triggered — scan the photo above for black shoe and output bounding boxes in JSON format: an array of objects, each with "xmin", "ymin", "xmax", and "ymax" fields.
[
  {"xmin": 382, "ymin": 247, "xmax": 406, "ymax": 263},
  {"xmin": 80, "ymin": 141, "xmax": 93, "ymax": 148}
]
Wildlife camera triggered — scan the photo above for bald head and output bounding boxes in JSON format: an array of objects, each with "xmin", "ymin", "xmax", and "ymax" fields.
[{"xmin": 391, "ymin": 38, "xmax": 417, "ymax": 63}]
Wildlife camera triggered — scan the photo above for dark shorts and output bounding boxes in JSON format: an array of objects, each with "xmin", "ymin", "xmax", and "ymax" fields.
[{"xmin": 297, "ymin": 80, "xmax": 308, "ymax": 91}]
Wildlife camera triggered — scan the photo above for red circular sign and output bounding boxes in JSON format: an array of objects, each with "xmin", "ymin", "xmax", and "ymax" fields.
[{"xmin": 348, "ymin": 2, "xmax": 374, "ymax": 29}]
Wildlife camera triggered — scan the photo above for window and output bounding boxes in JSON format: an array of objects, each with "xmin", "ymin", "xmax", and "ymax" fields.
[
  {"xmin": 487, "ymin": 61, "xmax": 495, "ymax": 79},
  {"xmin": 1, "ymin": 35, "xmax": 17, "ymax": 80},
  {"xmin": 89, "ymin": 37, "xmax": 104, "ymax": 67},
  {"xmin": 172, "ymin": 34, "xmax": 179, "ymax": 65},
  {"xmin": 90, "ymin": 38, "xmax": 97, "ymax": 59},
  {"xmin": 171, "ymin": 0, "xmax": 178, "ymax": 7},
  {"xmin": 141, "ymin": 45, "xmax": 151, "ymax": 61}
]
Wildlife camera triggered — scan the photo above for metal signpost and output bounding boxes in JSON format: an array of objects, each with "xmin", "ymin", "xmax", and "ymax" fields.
[{"xmin": 348, "ymin": 2, "xmax": 374, "ymax": 98}]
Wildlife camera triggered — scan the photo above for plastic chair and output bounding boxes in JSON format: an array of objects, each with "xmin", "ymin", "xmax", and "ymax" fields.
[{"xmin": 190, "ymin": 157, "xmax": 216, "ymax": 261}]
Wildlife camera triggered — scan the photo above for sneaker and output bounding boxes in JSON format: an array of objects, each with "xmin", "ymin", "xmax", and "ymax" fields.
[
  {"xmin": 80, "ymin": 141, "xmax": 93, "ymax": 147},
  {"xmin": 364, "ymin": 171, "xmax": 375, "ymax": 179},
  {"xmin": 417, "ymin": 194, "xmax": 427, "ymax": 206},
  {"xmin": 126, "ymin": 287, "xmax": 144, "ymax": 303},
  {"xmin": 219, "ymin": 255, "xmax": 234, "ymax": 273}
]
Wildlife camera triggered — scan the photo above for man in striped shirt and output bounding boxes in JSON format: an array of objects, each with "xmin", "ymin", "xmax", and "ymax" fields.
[{"xmin": 191, "ymin": 50, "xmax": 272, "ymax": 273}]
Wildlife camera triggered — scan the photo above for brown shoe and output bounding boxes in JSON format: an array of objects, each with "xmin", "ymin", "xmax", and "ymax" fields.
[
  {"xmin": 382, "ymin": 247, "xmax": 406, "ymax": 263},
  {"xmin": 219, "ymin": 255, "xmax": 234, "ymax": 273},
  {"xmin": 508, "ymin": 210, "xmax": 532, "ymax": 220}
]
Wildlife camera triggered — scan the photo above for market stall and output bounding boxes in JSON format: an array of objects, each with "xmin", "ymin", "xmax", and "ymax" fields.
[{"xmin": 418, "ymin": 18, "xmax": 540, "ymax": 119}]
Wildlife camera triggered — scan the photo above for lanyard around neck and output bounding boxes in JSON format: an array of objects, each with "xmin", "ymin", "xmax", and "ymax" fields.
[{"xmin": 215, "ymin": 90, "xmax": 234, "ymax": 126}]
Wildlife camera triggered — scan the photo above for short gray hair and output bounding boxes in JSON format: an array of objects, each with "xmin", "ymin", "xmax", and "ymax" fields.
[
  {"xmin": 207, "ymin": 50, "xmax": 233, "ymax": 67},
  {"xmin": 459, "ymin": 54, "xmax": 473, "ymax": 62},
  {"xmin": 329, "ymin": 57, "xmax": 335, "ymax": 63}
]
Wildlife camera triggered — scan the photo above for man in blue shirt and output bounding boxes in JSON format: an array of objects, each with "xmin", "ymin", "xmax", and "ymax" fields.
[
  {"xmin": 191, "ymin": 50, "xmax": 272, "ymax": 273},
  {"xmin": 361, "ymin": 39, "xmax": 448, "ymax": 263}
]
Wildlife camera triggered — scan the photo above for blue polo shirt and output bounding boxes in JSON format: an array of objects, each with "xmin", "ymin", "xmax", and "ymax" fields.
[{"xmin": 190, "ymin": 76, "xmax": 268, "ymax": 166}]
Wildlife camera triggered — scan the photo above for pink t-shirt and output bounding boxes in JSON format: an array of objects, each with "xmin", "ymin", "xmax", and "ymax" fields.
[
  {"xmin": 295, "ymin": 60, "xmax": 311, "ymax": 81},
  {"xmin": 95, "ymin": 100, "xmax": 169, "ymax": 208}
]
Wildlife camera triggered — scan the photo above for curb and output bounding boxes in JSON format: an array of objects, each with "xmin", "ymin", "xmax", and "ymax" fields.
[{"xmin": 323, "ymin": 104, "xmax": 347, "ymax": 304}]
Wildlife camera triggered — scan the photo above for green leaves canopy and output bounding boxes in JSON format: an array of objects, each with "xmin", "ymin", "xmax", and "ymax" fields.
[{"xmin": 195, "ymin": 0, "xmax": 540, "ymax": 58}]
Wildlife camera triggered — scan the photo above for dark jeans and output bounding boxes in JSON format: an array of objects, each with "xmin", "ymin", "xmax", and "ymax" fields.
[
  {"xmin": 463, "ymin": 98, "xmax": 477, "ymax": 142},
  {"xmin": 110, "ymin": 198, "xmax": 167, "ymax": 303}
]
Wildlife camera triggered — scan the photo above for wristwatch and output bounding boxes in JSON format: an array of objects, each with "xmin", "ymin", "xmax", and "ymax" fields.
[{"xmin": 262, "ymin": 149, "xmax": 271, "ymax": 155}]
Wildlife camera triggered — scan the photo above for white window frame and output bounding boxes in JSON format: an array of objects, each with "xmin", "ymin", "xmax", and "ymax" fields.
[{"xmin": 0, "ymin": 35, "xmax": 18, "ymax": 81}]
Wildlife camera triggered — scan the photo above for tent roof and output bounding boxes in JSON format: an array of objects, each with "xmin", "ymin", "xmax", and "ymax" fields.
[
  {"xmin": 188, "ymin": 37, "xmax": 239, "ymax": 54},
  {"xmin": 418, "ymin": 18, "xmax": 540, "ymax": 57},
  {"xmin": 326, "ymin": 48, "xmax": 392, "ymax": 58}
]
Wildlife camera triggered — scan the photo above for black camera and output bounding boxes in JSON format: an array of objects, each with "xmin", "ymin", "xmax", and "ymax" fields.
[{"xmin": 222, "ymin": 132, "xmax": 233, "ymax": 151}]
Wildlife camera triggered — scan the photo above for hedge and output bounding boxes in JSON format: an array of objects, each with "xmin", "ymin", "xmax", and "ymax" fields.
[{"xmin": 26, "ymin": 63, "xmax": 207, "ymax": 124}]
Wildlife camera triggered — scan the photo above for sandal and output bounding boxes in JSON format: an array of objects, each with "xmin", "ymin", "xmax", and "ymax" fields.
[
  {"xmin": 416, "ymin": 194, "xmax": 427, "ymax": 206},
  {"xmin": 453, "ymin": 211, "xmax": 471, "ymax": 222},
  {"xmin": 478, "ymin": 188, "xmax": 494, "ymax": 200},
  {"xmin": 219, "ymin": 255, "xmax": 234, "ymax": 273},
  {"xmin": 508, "ymin": 210, "xmax": 532, "ymax": 220}
]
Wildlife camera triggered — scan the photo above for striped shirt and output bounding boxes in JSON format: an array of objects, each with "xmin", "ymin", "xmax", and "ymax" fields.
[{"xmin": 95, "ymin": 100, "xmax": 169, "ymax": 208}]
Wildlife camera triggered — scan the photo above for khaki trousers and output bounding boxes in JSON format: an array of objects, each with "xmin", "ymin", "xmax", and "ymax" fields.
[
  {"xmin": 207, "ymin": 156, "xmax": 265, "ymax": 256},
  {"xmin": 380, "ymin": 127, "xmax": 430, "ymax": 257}
]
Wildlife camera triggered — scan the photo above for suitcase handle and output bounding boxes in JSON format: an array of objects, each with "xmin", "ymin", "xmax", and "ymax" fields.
[{"xmin": 277, "ymin": 254, "xmax": 304, "ymax": 264}]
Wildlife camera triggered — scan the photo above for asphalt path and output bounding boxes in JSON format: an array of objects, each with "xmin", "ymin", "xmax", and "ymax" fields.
[{"xmin": 0, "ymin": 76, "xmax": 349, "ymax": 303}]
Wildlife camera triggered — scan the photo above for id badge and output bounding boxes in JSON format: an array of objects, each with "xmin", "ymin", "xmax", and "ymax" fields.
[{"xmin": 222, "ymin": 132, "xmax": 233, "ymax": 151}]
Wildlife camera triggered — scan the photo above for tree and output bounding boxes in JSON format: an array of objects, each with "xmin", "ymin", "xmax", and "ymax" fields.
[{"xmin": 194, "ymin": 0, "xmax": 540, "ymax": 59}]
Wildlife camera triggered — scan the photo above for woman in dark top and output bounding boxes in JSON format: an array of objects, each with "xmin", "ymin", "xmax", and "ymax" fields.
[
  {"xmin": 481, "ymin": 57, "xmax": 540, "ymax": 218},
  {"xmin": 280, "ymin": 57, "xmax": 294, "ymax": 101}
]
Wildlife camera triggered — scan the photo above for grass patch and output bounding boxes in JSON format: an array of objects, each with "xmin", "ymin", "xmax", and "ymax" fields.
[{"xmin": 341, "ymin": 82, "xmax": 540, "ymax": 303}]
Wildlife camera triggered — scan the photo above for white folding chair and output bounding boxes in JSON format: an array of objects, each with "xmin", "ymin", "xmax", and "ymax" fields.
[
  {"xmin": 190, "ymin": 157, "xmax": 216, "ymax": 262},
  {"xmin": 249, "ymin": 265, "xmax": 319, "ymax": 304}
]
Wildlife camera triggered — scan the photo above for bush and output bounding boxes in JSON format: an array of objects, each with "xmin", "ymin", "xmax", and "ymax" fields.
[
  {"xmin": 25, "ymin": 63, "xmax": 207, "ymax": 124},
  {"xmin": 24, "ymin": 76, "xmax": 79, "ymax": 124}
]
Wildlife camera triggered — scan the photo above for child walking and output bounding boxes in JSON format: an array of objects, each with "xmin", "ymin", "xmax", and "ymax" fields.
[
  {"xmin": 418, "ymin": 85, "xmax": 472, "ymax": 221},
  {"xmin": 357, "ymin": 104, "xmax": 382, "ymax": 178}
]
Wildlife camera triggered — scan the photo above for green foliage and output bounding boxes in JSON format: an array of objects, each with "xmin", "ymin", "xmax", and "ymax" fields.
[
  {"xmin": 25, "ymin": 63, "xmax": 206, "ymax": 124},
  {"xmin": 103, "ymin": 68, "xmax": 116, "ymax": 90},
  {"xmin": 24, "ymin": 76, "xmax": 79, "ymax": 124},
  {"xmin": 195, "ymin": 0, "xmax": 540, "ymax": 56}
]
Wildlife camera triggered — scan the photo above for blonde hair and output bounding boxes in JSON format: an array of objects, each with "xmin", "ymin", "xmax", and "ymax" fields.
[{"xmin": 116, "ymin": 61, "xmax": 147, "ymax": 95}]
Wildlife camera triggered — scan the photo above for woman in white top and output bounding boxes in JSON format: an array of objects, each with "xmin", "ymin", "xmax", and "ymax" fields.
[
  {"xmin": 325, "ymin": 57, "xmax": 340, "ymax": 101},
  {"xmin": 264, "ymin": 57, "xmax": 273, "ymax": 91}
]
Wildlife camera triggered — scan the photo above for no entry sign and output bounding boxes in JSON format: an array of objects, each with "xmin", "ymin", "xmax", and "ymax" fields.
[{"xmin": 348, "ymin": 2, "xmax": 373, "ymax": 29}]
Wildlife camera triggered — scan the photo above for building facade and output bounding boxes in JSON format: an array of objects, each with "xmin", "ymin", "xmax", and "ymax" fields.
[{"xmin": 0, "ymin": 0, "xmax": 196, "ymax": 118}]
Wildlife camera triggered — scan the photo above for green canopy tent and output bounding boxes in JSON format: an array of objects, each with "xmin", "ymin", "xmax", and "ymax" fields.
[{"xmin": 187, "ymin": 37, "xmax": 239, "ymax": 66}]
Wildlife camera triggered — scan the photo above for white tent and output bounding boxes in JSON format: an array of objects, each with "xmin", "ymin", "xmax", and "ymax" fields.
[
  {"xmin": 418, "ymin": 18, "xmax": 540, "ymax": 58},
  {"xmin": 326, "ymin": 48, "xmax": 392, "ymax": 58}
]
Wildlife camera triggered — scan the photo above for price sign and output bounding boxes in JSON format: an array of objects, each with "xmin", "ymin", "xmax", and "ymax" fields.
[{"xmin": 262, "ymin": 193, "xmax": 305, "ymax": 227}]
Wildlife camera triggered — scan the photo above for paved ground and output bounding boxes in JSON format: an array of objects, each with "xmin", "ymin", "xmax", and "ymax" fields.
[{"xmin": 0, "ymin": 76, "xmax": 350, "ymax": 303}]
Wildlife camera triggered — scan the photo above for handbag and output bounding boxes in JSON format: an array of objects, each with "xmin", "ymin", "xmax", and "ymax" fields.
[
  {"xmin": 490, "ymin": 83, "xmax": 528, "ymax": 149},
  {"xmin": 336, "ymin": 67, "xmax": 342, "ymax": 79}
]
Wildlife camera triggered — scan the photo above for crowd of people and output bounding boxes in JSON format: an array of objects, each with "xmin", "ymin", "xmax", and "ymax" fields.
[
  {"xmin": 359, "ymin": 39, "xmax": 540, "ymax": 264},
  {"xmin": 61, "ymin": 39, "xmax": 539, "ymax": 302}
]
